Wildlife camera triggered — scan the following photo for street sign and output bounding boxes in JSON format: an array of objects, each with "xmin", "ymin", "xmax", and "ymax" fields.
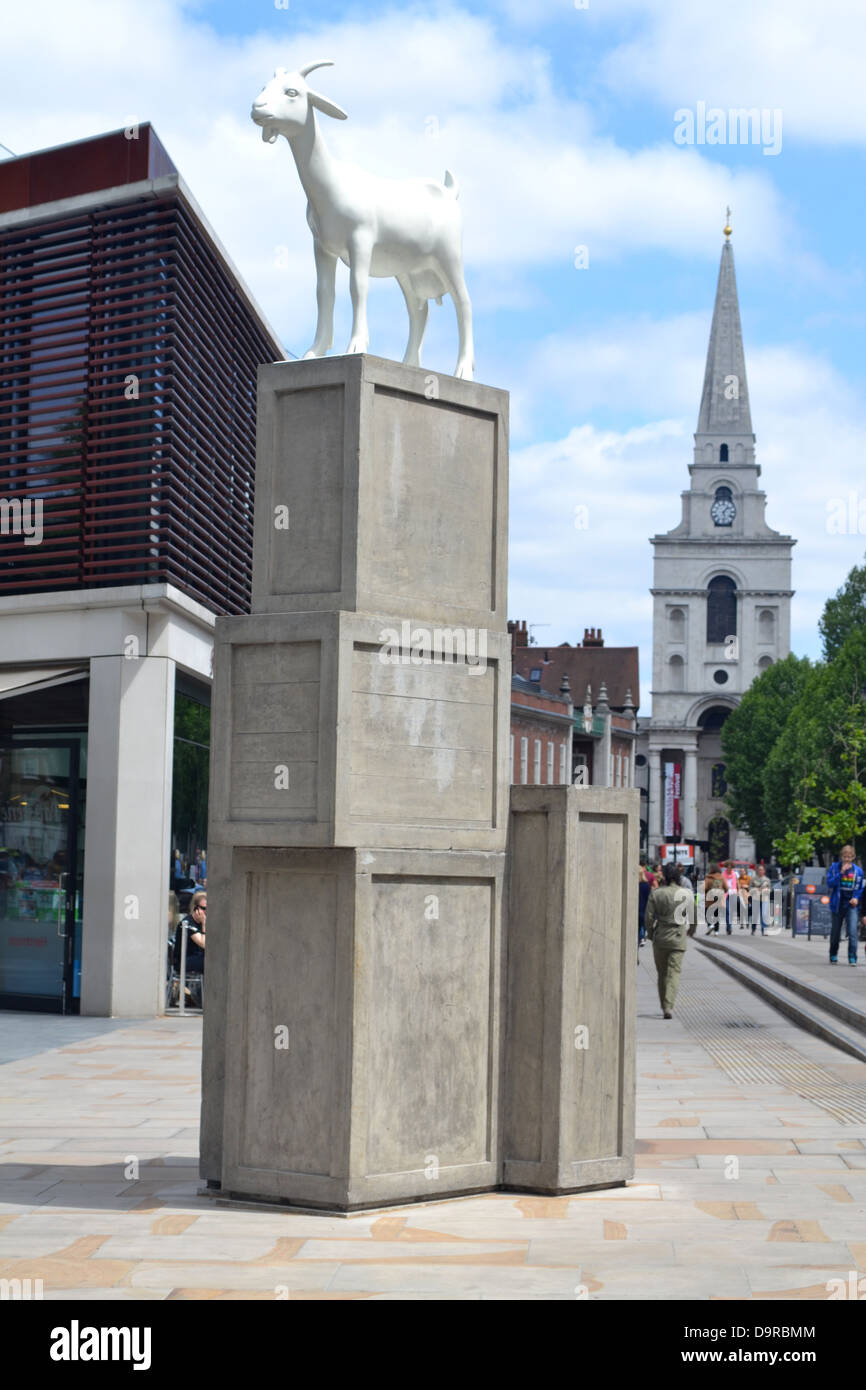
[{"xmin": 660, "ymin": 842, "xmax": 695, "ymax": 865}]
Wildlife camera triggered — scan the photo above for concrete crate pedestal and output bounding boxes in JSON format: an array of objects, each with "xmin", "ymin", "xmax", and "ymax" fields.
[
  {"xmin": 207, "ymin": 610, "xmax": 511, "ymax": 852},
  {"xmin": 200, "ymin": 355, "xmax": 637, "ymax": 1211},
  {"xmin": 212, "ymin": 846, "xmax": 504, "ymax": 1210},
  {"xmin": 201, "ymin": 356, "xmax": 511, "ymax": 1208},
  {"xmin": 503, "ymin": 786, "xmax": 638, "ymax": 1194},
  {"xmin": 250, "ymin": 354, "xmax": 508, "ymax": 629}
]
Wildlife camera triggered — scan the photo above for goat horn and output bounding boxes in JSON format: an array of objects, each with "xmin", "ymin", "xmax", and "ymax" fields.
[{"xmin": 299, "ymin": 60, "xmax": 334, "ymax": 78}]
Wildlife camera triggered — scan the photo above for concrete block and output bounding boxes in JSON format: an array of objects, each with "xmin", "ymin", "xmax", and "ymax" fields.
[
  {"xmin": 251, "ymin": 355, "xmax": 508, "ymax": 631},
  {"xmin": 202, "ymin": 845, "xmax": 504, "ymax": 1210},
  {"xmin": 208, "ymin": 609, "xmax": 510, "ymax": 851},
  {"xmin": 503, "ymin": 786, "xmax": 638, "ymax": 1193}
]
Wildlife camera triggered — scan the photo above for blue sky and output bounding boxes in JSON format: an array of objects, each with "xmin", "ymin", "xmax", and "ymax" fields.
[{"xmin": 3, "ymin": 0, "xmax": 865, "ymax": 709}]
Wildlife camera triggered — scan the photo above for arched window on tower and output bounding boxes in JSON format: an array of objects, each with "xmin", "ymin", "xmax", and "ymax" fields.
[
  {"xmin": 759, "ymin": 609, "xmax": 775, "ymax": 643},
  {"xmin": 698, "ymin": 706, "xmax": 732, "ymax": 732},
  {"xmin": 668, "ymin": 654, "xmax": 684, "ymax": 690},
  {"xmin": 719, "ymin": 444, "xmax": 729, "ymax": 462},
  {"xmin": 711, "ymin": 762, "xmax": 727, "ymax": 798},
  {"xmin": 669, "ymin": 607, "xmax": 685, "ymax": 641},
  {"xmin": 707, "ymin": 575, "xmax": 737, "ymax": 644}
]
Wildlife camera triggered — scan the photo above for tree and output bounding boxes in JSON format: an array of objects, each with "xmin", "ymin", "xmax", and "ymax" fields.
[
  {"xmin": 719, "ymin": 654, "xmax": 813, "ymax": 853},
  {"xmin": 171, "ymin": 695, "xmax": 210, "ymax": 865},
  {"xmin": 762, "ymin": 664, "xmax": 827, "ymax": 851},
  {"xmin": 819, "ymin": 555, "xmax": 866, "ymax": 661},
  {"xmin": 768, "ymin": 627, "xmax": 866, "ymax": 863}
]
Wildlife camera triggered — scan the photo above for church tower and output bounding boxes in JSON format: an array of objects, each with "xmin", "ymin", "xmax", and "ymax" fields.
[{"xmin": 646, "ymin": 217, "xmax": 795, "ymax": 865}]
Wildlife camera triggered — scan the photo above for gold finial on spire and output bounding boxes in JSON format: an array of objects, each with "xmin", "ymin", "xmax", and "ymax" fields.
[{"xmin": 724, "ymin": 206, "xmax": 732, "ymax": 239}]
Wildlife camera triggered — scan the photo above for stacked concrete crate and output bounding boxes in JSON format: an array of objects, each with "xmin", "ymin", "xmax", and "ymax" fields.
[
  {"xmin": 503, "ymin": 786, "xmax": 637, "ymax": 1194},
  {"xmin": 201, "ymin": 355, "xmax": 511, "ymax": 1209}
]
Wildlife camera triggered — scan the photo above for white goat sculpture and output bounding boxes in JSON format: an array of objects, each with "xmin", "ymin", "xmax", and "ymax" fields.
[{"xmin": 251, "ymin": 61, "xmax": 474, "ymax": 380}]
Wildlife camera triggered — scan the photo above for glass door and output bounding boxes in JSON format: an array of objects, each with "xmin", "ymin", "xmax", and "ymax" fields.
[{"xmin": 0, "ymin": 740, "xmax": 81, "ymax": 1013}]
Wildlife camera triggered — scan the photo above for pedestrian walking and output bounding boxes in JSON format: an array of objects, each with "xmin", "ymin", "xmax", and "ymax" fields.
[
  {"xmin": 753, "ymin": 865, "xmax": 771, "ymax": 935},
  {"xmin": 645, "ymin": 862, "xmax": 696, "ymax": 1019},
  {"xmin": 704, "ymin": 861, "xmax": 725, "ymax": 934},
  {"xmin": 638, "ymin": 863, "xmax": 653, "ymax": 953},
  {"xmin": 721, "ymin": 859, "xmax": 739, "ymax": 934},
  {"xmin": 739, "ymin": 866, "xmax": 754, "ymax": 933},
  {"xmin": 827, "ymin": 845, "xmax": 864, "ymax": 965}
]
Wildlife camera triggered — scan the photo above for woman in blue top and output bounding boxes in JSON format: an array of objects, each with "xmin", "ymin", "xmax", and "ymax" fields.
[{"xmin": 827, "ymin": 845, "xmax": 864, "ymax": 965}]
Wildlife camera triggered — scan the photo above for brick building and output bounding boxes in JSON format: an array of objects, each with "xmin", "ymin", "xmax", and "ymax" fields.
[
  {"xmin": 509, "ymin": 621, "xmax": 639, "ymax": 789},
  {"xmin": 510, "ymin": 672, "xmax": 573, "ymax": 785}
]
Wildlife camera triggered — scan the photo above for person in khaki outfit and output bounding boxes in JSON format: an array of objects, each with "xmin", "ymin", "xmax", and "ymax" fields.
[{"xmin": 645, "ymin": 862, "xmax": 696, "ymax": 1018}]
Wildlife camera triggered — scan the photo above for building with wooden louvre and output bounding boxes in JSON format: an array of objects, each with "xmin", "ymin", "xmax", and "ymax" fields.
[{"xmin": 0, "ymin": 127, "xmax": 284, "ymax": 1015}]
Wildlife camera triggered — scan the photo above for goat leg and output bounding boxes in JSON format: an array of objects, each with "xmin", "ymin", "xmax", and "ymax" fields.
[
  {"xmin": 303, "ymin": 241, "xmax": 337, "ymax": 358},
  {"xmin": 438, "ymin": 252, "xmax": 474, "ymax": 381},
  {"xmin": 396, "ymin": 275, "xmax": 429, "ymax": 369},
  {"xmin": 346, "ymin": 232, "xmax": 373, "ymax": 354}
]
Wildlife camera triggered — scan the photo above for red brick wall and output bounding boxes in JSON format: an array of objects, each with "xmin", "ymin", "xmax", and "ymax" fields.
[{"xmin": 510, "ymin": 713, "xmax": 571, "ymax": 785}]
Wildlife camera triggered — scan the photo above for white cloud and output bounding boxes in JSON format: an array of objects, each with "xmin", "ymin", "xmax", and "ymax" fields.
[
  {"xmin": 3, "ymin": 0, "xmax": 861, "ymax": 702},
  {"xmin": 0, "ymin": 0, "xmax": 799, "ymax": 367},
  {"xmin": 508, "ymin": 318, "xmax": 866, "ymax": 711},
  {"xmin": 599, "ymin": 0, "xmax": 866, "ymax": 145}
]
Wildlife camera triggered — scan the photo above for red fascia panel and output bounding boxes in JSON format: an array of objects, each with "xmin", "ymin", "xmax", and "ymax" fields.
[{"xmin": 0, "ymin": 126, "xmax": 177, "ymax": 215}]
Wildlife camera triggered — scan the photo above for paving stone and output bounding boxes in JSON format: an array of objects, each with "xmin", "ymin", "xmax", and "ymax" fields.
[{"xmin": 0, "ymin": 951, "xmax": 864, "ymax": 1298}]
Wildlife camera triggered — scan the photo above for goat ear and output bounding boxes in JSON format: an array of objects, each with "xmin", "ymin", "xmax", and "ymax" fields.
[{"xmin": 308, "ymin": 88, "xmax": 348, "ymax": 120}]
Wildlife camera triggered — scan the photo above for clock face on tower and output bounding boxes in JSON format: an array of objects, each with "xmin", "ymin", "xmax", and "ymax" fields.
[{"xmin": 711, "ymin": 494, "xmax": 736, "ymax": 526}]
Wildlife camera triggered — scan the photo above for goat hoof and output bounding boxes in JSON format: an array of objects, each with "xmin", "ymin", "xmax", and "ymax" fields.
[{"xmin": 454, "ymin": 360, "xmax": 474, "ymax": 381}]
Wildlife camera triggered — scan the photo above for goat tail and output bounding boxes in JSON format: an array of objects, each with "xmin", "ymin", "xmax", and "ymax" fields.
[{"xmin": 444, "ymin": 169, "xmax": 459, "ymax": 199}]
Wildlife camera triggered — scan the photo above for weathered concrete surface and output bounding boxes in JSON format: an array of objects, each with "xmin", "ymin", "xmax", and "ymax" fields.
[
  {"xmin": 207, "ymin": 610, "xmax": 510, "ymax": 853},
  {"xmin": 503, "ymin": 786, "xmax": 639, "ymax": 1193},
  {"xmin": 202, "ymin": 358, "xmax": 512, "ymax": 1206},
  {"xmin": 202, "ymin": 358, "xmax": 636, "ymax": 1211},
  {"xmin": 208, "ymin": 846, "xmax": 504, "ymax": 1209},
  {"xmin": 251, "ymin": 355, "xmax": 508, "ymax": 631}
]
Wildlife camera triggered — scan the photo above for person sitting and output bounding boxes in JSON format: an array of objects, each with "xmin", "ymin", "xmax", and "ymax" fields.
[{"xmin": 173, "ymin": 890, "xmax": 206, "ymax": 1003}]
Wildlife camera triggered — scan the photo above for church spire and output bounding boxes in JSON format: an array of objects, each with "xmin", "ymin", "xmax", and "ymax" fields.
[{"xmin": 696, "ymin": 217, "xmax": 753, "ymax": 439}]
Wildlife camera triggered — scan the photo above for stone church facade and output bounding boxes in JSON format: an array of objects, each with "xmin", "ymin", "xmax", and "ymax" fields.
[{"xmin": 639, "ymin": 223, "xmax": 796, "ymax": 866}]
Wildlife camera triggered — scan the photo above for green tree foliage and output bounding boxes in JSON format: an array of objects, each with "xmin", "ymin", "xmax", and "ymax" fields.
[
  {"xmin": 171, "ymin": 694, "xmax": 210, "ymax": 867},
  {"xmin": 768, "ymin": 627, "xmax": 866, "ymax": 863},
  {"xmin": 728, "ymin": 551, "xmax": 866, "ymax": 865},
  {"xmin": 819, "ymin": 554, "xmax": 866, "ymax": 661},
  {"xmin": 762, "ymin": 664, "xmax": 826, "ymax": 849},
  {"xmin": 720, "ymin": 654, "xmax": 813, "ymax": 852}
]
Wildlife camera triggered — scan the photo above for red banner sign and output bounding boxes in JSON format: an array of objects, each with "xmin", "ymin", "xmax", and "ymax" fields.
[{"xmin": 664, "ymin": 761, "xmax": 682, "ymax": 838}]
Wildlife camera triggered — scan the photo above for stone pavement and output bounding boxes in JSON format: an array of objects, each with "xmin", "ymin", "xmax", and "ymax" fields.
[{"xmin": 1, "ymin": 945, "xmax": 866, "ymax": 1301}]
